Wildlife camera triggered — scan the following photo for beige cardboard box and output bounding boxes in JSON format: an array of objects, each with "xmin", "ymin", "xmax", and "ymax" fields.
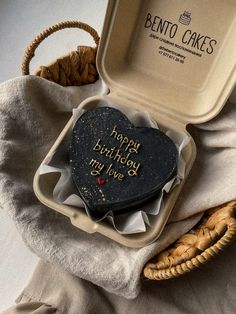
[{"xmin": 33, "ymin": 0, "xmax": 236, "ymax": 247}]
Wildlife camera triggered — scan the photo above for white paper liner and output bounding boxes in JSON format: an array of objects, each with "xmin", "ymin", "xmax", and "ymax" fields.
[{"xmin": 39, "ymin": 98, "xmax": 190, "ymax": 234}]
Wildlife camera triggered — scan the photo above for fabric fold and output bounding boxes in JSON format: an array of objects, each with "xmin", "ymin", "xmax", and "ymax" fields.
[{"xmin": 0, "ymin": 76, "xmax": 235, "ymax": 299}]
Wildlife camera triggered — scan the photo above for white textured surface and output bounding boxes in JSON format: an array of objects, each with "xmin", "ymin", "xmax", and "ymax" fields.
[
  {"xmin": 0, "ymin": 0, "xmax": 107, "ymax": 310},
  {"xmin": 0, "ymin": 0, "xmax": 107, "ymax": 83},
  {"xmin": 0, "ymin": 210, "xmax": 38, "ymax": 311}
]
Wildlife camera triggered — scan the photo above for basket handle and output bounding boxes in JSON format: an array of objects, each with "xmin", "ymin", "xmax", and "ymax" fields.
[{"xmin": 21, "ymin": 20, "xmax": 100, "ymax": 75}]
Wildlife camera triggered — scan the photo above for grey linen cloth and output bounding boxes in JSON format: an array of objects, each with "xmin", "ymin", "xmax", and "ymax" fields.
[
  {"xmin": 3, "ymin": 255, "xmax": 236, "ymax": 314},
  {"xmin": 0, "ymin": 76, "xmax": 235, "ymax": 299}
]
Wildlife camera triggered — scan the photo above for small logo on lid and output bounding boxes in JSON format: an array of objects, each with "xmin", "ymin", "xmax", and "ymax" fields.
[{"xmin": 179, "ymin": 11, "xmax": 191, "ymax": 25}]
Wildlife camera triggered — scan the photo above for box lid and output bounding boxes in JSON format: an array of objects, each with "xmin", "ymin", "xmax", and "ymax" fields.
[{"xmin": 97, "ymin": 0, "xmax": 236, "ymax": 124}]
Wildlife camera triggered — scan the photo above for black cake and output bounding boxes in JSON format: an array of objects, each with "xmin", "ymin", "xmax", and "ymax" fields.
[{"xmin": 69, "ymin": 107, "xmax": 178, "ymax": 221}]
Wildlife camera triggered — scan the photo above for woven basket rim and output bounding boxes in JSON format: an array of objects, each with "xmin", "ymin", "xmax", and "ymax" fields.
[{"xmin": 143, "ymin": 205, "xmax": 236, "ymax": 280}]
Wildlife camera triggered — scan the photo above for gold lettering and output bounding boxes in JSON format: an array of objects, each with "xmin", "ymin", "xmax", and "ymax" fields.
[
  {"xmin": 113, "ymin": 149, "xmax": 122, "ymax": 163},
  {"xmin": 100, "ymin": 146, "xmax": 109, "ymax": 155},
  {"xmin": 128, "ymin": 143, "xmax": 141, "ymax": 154},
  {"xmin": 106, "ymin": 163, "xmax": 125, "ymax": 181},
  {"xmin": 106, "ymin": 163, "xmax": 112, "ymax": 174},
  {"xmin": 110, "ymin": 125, "xmax": 118, "ymax": 138},
  {"xmin": 93, "ymin": 139, "xmax": 102, "ymax": 151},
  {"xmin": 89, "ymin": 126, "xmax": 143, "ymax": 181},
  {"xmin": 117, "ymin": 173, "xmax": 124, "ymax": 181},
  {"xmin": 117, "ymin": 134, "xmax": 123, "ymax": 141},
  {"xmin": 110, "ymin": 125, "xmax": 141, "ymax": 154},
  {"xmin": 128, "ymin": 163, "xmax": 140, "ymax": 176},
  {"xmin": 108, "ymin": 147, "xmax": 116, "ymax": 159},
  {"xmin": 119, "ymin": 136, "xmax": 129, "ymax": 148},
  {"xmin": 89, "ymin": 159, "xmax": 104, "ymax": 176},
  {"xmin": 125, "ymin": 139, "xmax": 134, "ymax": 152},
  {"xmin": 120, "ymin": 153, "xmax": 131, "ymax": 164}
]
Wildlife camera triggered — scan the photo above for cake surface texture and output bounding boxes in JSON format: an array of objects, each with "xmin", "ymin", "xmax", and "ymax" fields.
[{"xmin": 70, "ymin": 107, "xmax": 178, "ymax": 220}]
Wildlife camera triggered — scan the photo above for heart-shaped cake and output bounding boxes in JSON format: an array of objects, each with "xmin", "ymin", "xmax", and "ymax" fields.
[{"xmin": 69, "ymin": 107, "xmax": 178, "ymax": 221}]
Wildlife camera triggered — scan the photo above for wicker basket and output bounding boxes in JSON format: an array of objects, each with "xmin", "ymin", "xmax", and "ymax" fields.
[
  {"xmin": 144, "ymin": 201, "xmax": 236, "ymax": 280},
  {"xmin": 22, "ymin": 21, "xmax": 100, "ymax": 86},
  {"xmin": 22, "ymin": 21, "xmax": 236, "ymax": 280}
]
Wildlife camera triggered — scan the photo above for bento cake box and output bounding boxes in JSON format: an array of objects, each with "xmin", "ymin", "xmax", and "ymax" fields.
[{"xmin": 33, "ymin": 0, "xmax": 236, "ymax": 248}]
